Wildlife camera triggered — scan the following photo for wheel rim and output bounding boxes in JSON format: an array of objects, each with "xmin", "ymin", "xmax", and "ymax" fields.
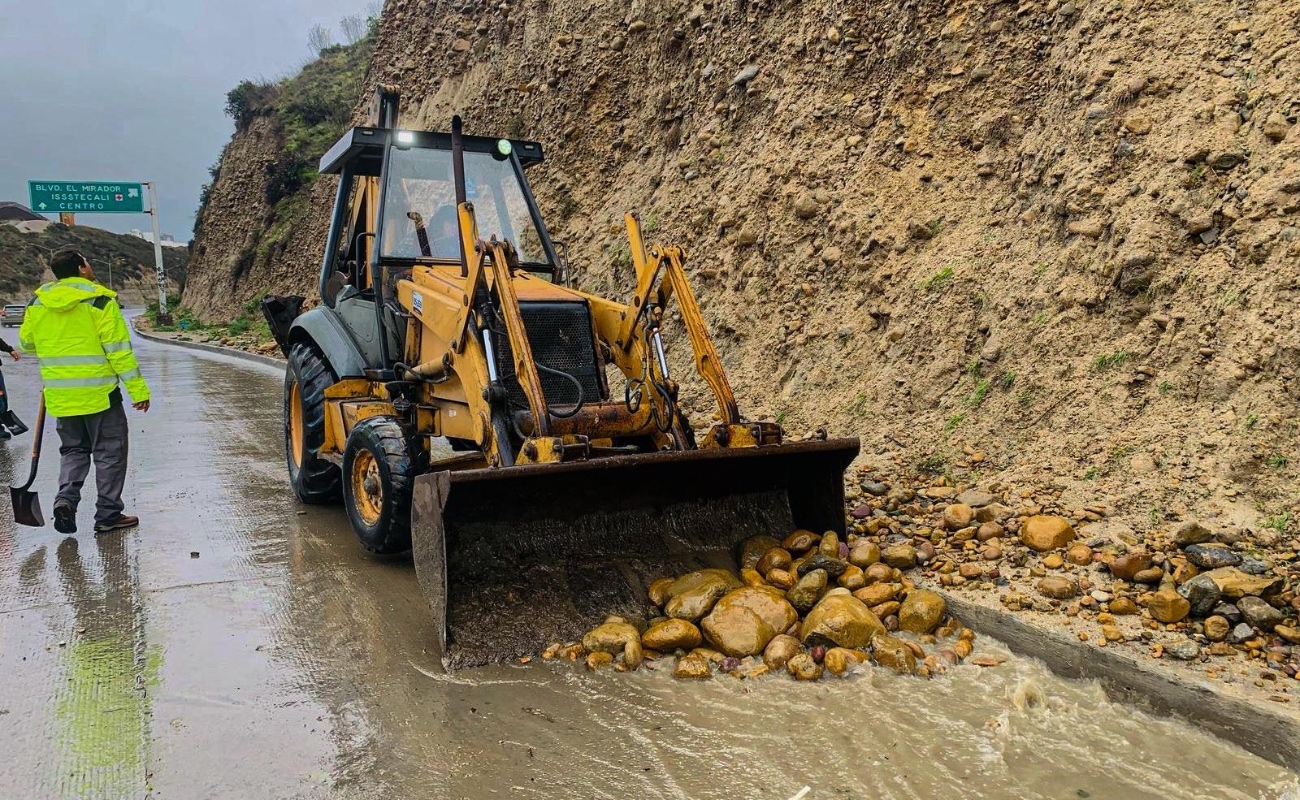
[
  {"xmin": 350, "ymin": 450, "xmax": 383, "ymax": 527},
  {"xmin": 288, "ymin": 380, "xmax": 305, "ymax": 468}
]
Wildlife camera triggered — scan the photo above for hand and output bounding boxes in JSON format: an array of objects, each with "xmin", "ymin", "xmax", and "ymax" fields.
[
  {"xmin": 133, "ymin": 400, "xmax": 150, "ymax": 413},
  {"xmin": 8, "ymin": 351, "xmax": 18, "ymax": 362}
]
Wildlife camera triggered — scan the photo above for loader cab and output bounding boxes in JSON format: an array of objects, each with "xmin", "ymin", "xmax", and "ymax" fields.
[{"xmin": 316, "ymin": 126, "xmax": 557, "ymax": 370}]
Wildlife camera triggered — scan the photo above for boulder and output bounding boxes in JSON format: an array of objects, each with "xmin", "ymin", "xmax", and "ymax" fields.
[
  {"xmin": 881, "ymin": 543, "xmax": 917, "ymax": 569},
  {"xmin": 1177, "ymin": 574, "xmax": 1222, "ymax": 616},
  {"xmin": 838, "ymin": 565, "xmax": 866, "ymax": 590},
  {"xmin": 1148, "ymin": 589, "xmax": 1191, "ymax": 623},
  {"xmin": 849, "ymin": 542, "xmax": 880, "ymax": 568},
  {"xmin": 740, "ymin": 568, "xmax": 766, "ymax": 587},
  {"xmin": 800, "ymin": 594, "xmax": 885, "ymax": 649},
  {"xmin": 1203, "ymin": 615, "xmax": 1230, "ymax": 642},
  {"xmin": 642, "ymin": 618, "xmax": 702, "ymax": 651},
  {"xmin": 899, "ymin": 589, "xmax": 946, "ymax": 634},
  {"xmin": 853, "ymin": 583, "xmax": 895, "ymax": 607},
  {"xmin": 1203, "ymin": 567, "xmax": 1284, "ymax": 599},
  {"xmin": 648, "ymin": 577, "xmax": 675, "ymax": 607},
  {"xmin": 871, "ymin": 635, "xmax": 917, "ymax": 675},
  {"xmin": 1037, "ymin": 576, "xmax": 1078, "ymax": 599},
  {"xmin": 942, "ymin": 503, "xmax": 975, "ymax": 530},
  {"xmin": 1237, "ymin": 596, "xmax": 1284, "ymax": 632},
  {"xmin": 673, "ymin": 652, "xmax": 712, "ymax": 680},
  {"xmin": 1108, "ymin": 553, "xmax": 1153, "ymax": 581},
  {"xmin": 583, "ymin": 618, "xmax": 644, "ymax": 668},
  {"xmin": 1021, "ymin": 515, "xmax": 1076, "ymax": 551},
  {"xmin": 786, "ymin": 568, "xmax": 828, "ymax": 612},
  {"xmin": 797, "ymin": 553, "xmax": 850, "ymax": 578},
  {"xmin": 824, "ymin": 647, "xmax": 867, "ymax": 676},
  {"xmin": 701, "ymin": 605, "xmax": 774, "ymax": 658},
  {"xmin": 740, "ymin": 535, "xmax": 783, "ymax": 570},
  {"xmin": 1183, "ymin": 544, "xmax": 1241, "ymax": 570},
  {"xmin": 1173, "ymin": 520, "xmax": 1214, "ymax": 547},
  {"xmin": 763, "ymin": 634, "xmax": 802, "ymax": 669},
  {"xmin": 709, "ymin": 586, "xmax": 797, "ymax": 638},
  {"xmin": 756, "ymin": 547, "xmax": 792, "ymax": 575},
  {"xmin": 818, "ymin": 531, "xmax": 842, "ymax": 558},
  {"xmin": 767, "ymin": 568, "xmax": 796, "ymax": 589},
  {"xmin": 664, "ymin": 569, "xmax": 742, "ymax": 620},
  {"xmin": 786, "ymin": 652, "xmax": 823, "ymax": 680},
  {"xmin": 782, "ymin": 530, "xmax": 820, "ymax": 553}
]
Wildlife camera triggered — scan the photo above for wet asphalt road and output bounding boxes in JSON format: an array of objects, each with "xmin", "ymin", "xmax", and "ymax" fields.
[{"xmin": 0, "ymin": 322, "xmax": 1296, "ymax": 799}]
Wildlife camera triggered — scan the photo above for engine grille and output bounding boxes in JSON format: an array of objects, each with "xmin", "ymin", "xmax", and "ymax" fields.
[{"xmin": 493, "ymin": 301, "xmax": 604, "ymax": 409}]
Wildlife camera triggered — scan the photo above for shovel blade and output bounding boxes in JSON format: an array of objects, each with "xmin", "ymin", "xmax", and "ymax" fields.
[
  {"xmin": 11, "ymin": 487, "xmax": 44, "ymax": 527},
  {"xmin": 411, "ymin": 437, "xmax": 860, "ymax": 669}
]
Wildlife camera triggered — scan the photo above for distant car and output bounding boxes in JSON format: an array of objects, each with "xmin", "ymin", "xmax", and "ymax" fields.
[{"xmin": 1, "ymin": 304, "xmax": 25, "ymax": 328}]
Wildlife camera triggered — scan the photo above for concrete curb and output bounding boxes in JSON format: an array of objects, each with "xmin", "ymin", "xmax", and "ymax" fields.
[
  {"xmin": 132, "ymin": 324, "xmax": 286, "ymax": 370},
  {"xmin": 943, "ymin": 592, "xmax": 1300, "ymax": 772}
]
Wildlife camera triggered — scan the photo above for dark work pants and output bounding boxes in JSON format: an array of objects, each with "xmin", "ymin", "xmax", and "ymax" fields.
[
  {"xmin": 0, "ymin": 369, "xmax": 7, "ymax": 415},
  {"xmin": 55, "ymin": 400, "xmax": 129, "ymax": 525}
]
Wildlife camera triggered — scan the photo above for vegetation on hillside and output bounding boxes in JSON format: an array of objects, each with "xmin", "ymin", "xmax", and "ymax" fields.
[
  {"xmin": 0, "ymin": 223, "xmax": 188, "ymax": 299},
  {"xmin": 190, "ymin": 16, "xmax": 377, "ymax": 296},
  {"xmin": 143, "ymin": 292, "xmax": 271, "ymax": 345}
]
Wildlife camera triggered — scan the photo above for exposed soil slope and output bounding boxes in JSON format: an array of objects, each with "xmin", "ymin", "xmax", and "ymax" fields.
[{"xmin": 187, "ymin": 0, "xmax": 1300, "ymax": 539}]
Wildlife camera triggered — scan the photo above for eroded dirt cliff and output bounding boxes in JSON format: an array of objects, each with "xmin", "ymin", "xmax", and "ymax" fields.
[{"xmin": 187, "ymin": 0, "xmax": 1300, "ymax": 537}]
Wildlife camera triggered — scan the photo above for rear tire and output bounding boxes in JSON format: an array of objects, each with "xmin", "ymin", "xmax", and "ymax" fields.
[
  {"xmin": 285, "ymin": 342, "xmax": 342, "ymax": 504},
  {"xmin": 343, "ymin": 416, "xmax": 413, "ymax": 554}
]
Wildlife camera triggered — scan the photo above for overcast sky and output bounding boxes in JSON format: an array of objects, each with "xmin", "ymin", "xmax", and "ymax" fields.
[{"xmin": 0, "ymin": 0, "xmax": 373, "ymax": 241}]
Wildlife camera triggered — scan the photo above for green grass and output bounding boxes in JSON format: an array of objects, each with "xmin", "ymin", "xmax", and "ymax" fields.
[
  {"xmin": 1083, "ymin": 467, "xmax": 1099, "ymax": 480},
  {"xmin": 849, "ymin": 392, "xmax": 869, "ymax": 415},
  {"xmin": 1032, "ymin": 310, "xmax": 1049, "ymax": 327},
  {"xmin": 1017, "ymin": 388, "xmax": 1034, "ymax": 407},
  {"xmin": 1157, "ymin": 380, "xmax": 1173, "ymax": 395},
  {"xmin": 944, "ymin": 413, "xmax": 966, "ymax": 431},
  {"xmin": 1261, "ymin": 512, "xmax": 1292, "ymax": 533},
  {"xmin": 1093, "ymin": 351, "xmax": 1131, "ymax": 371},
  {"xmin": 1265, "ymin": 453, "xmax": 1289, "ymax": 469},
  {"xmin": 1245, "ymin": 413, "xmax": 1259, "ymax": 429},
  {"xmin": 775, "ymin": 411, "xmax": 787, "ymax": 425},
  {"xmin": 1000, "ymin": 371, "xmax": 1015, "ymax": 390},
  {"xmin": 967, "ymin": 379, "xmax": 990, "ymax": 407},
  {"xmin": 918, "ymin": 453, "xmax": 948, "ymax": 474},
  {"xmin": 1146, "ymin": 505, "xmax": 1162, "ymax": 528},
  {"xmin": 918, "ymin": 266, "xmax": 955, "ymax": 292}
]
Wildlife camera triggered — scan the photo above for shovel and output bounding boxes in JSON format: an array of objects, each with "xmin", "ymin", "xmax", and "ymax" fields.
[{"xmin": 10, "ymin": 395, "xmax": 46, "ymax": 527}]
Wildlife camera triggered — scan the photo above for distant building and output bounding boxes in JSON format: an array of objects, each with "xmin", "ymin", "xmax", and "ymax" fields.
[
  {"xmin": 0, "ymin": 201, "xmax": 46, "ymax": 223},
  {"xmin": 127, "ymin": 228, "xmax": 189, "ymax": 248}
]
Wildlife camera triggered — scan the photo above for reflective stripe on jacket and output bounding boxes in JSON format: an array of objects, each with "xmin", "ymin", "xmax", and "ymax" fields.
[{"xmin": 18, "ymin": 278, "xmax": 150, "ymax": 417}]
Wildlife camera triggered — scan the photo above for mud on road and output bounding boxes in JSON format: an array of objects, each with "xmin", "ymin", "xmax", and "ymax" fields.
[{"xmin": 0, "ymin": 330, "xmax": 1295, "ymax": 798}]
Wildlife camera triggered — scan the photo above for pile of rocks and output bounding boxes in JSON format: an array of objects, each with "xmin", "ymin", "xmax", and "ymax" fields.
[
  {"xmin": 542, "ymin": 531, "xmax": 993, "ymax": 680},
  {"xmin": 844, "ymin": 475, "xmax": 1299, "ymax": 686}
]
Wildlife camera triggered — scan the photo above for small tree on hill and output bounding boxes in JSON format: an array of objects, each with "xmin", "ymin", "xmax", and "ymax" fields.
[
  {"xmin": 340, "ymin": 14, "xmax": 366, "ymax": 43},
  {"xmin": 307, "ymin": 24, "xmax": 333, "ymax": 55}
]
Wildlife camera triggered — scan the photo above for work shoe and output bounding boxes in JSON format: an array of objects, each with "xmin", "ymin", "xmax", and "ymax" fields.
[
  {"xmin": 94, "ymin": 514, "xmax": 140, "ymax": 535},
  {"xmin": 0, "ymin": 427, "xmax": 9, "ymax": 440},
  {"xmin": 53, "ymin": 503, "xmax": 77, "ymax": 534}
]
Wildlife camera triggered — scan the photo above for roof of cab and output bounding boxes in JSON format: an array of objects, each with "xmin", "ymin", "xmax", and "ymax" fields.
[{"xmin": 319, "ymin": 127, "xmax": 545, "ymax": 176}]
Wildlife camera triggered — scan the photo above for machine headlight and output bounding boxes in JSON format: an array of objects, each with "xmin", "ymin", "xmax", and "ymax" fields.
[{"xmin": 496, "ymin": 139, "xmax": 513, "ymax": 157}]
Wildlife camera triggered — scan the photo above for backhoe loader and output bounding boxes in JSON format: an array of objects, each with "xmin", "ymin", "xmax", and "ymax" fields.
[{"xmin": 262, "ymin": 86, "xmax": 860, "ymax": 668}]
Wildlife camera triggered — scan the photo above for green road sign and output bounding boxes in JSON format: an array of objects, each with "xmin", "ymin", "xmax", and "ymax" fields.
[{"xmin": 28, "ymin": 181, "xmax": 145, "ymax": 214}]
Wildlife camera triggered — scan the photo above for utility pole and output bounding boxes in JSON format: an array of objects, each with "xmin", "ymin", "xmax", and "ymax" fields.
[{"xmin": 143, "ymin": 181, "xmax": 170, "ymax": 323}]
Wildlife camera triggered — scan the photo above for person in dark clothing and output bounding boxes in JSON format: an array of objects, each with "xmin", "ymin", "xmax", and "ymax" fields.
[{"xmin": 0, "ymin": 333, "xmax": 28, "ymax": 439}]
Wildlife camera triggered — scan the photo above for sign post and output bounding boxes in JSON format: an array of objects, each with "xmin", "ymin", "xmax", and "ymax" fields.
[
  {"xmin": 28, "ymin": 180, "xmax": 169, "ymax": 318},
  {"xmin": 144, "ymin": 182, "xmax": 168, "ymax": 318}
]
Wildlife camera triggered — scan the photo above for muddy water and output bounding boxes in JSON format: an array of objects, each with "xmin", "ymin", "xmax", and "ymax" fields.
[{"xmin": 0, "ymin": 327, "xmax": 1296, "ymax": 799}]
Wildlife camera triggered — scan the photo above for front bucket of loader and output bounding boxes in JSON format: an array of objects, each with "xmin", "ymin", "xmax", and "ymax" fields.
[{"xmin": 411, "ymin": 438, "xmax": 860, "ymax": 669}]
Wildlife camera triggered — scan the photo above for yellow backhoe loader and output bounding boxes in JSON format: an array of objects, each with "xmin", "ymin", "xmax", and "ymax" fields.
[{"xmin": 262, "ymin": 87, "xmax": 860, "ymax": 667}]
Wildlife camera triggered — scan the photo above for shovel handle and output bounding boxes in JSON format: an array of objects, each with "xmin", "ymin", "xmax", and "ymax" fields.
[{"xmin": 17, "ymin": 395, "xmax": 45, "ymax": 492}]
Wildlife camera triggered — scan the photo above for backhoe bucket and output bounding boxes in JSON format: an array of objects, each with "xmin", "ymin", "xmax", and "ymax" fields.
[{"xmin": 411, "ymin": 438, "xmax": 860, "ymax": 669}]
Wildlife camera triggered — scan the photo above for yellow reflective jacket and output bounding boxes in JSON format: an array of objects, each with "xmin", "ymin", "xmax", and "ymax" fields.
[{"xmin": 18, "ymin": 278, "xmax": 150, "ymax": 417}]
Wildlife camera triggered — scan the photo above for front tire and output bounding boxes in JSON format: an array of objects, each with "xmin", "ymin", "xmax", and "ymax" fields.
[
  {"xmin": 343, "ymin": 416, "xmax": 413, "ymax": 554},
  {"xmin": 285, "ymin": 342, "xmax": 341, "ymax": 504}
]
